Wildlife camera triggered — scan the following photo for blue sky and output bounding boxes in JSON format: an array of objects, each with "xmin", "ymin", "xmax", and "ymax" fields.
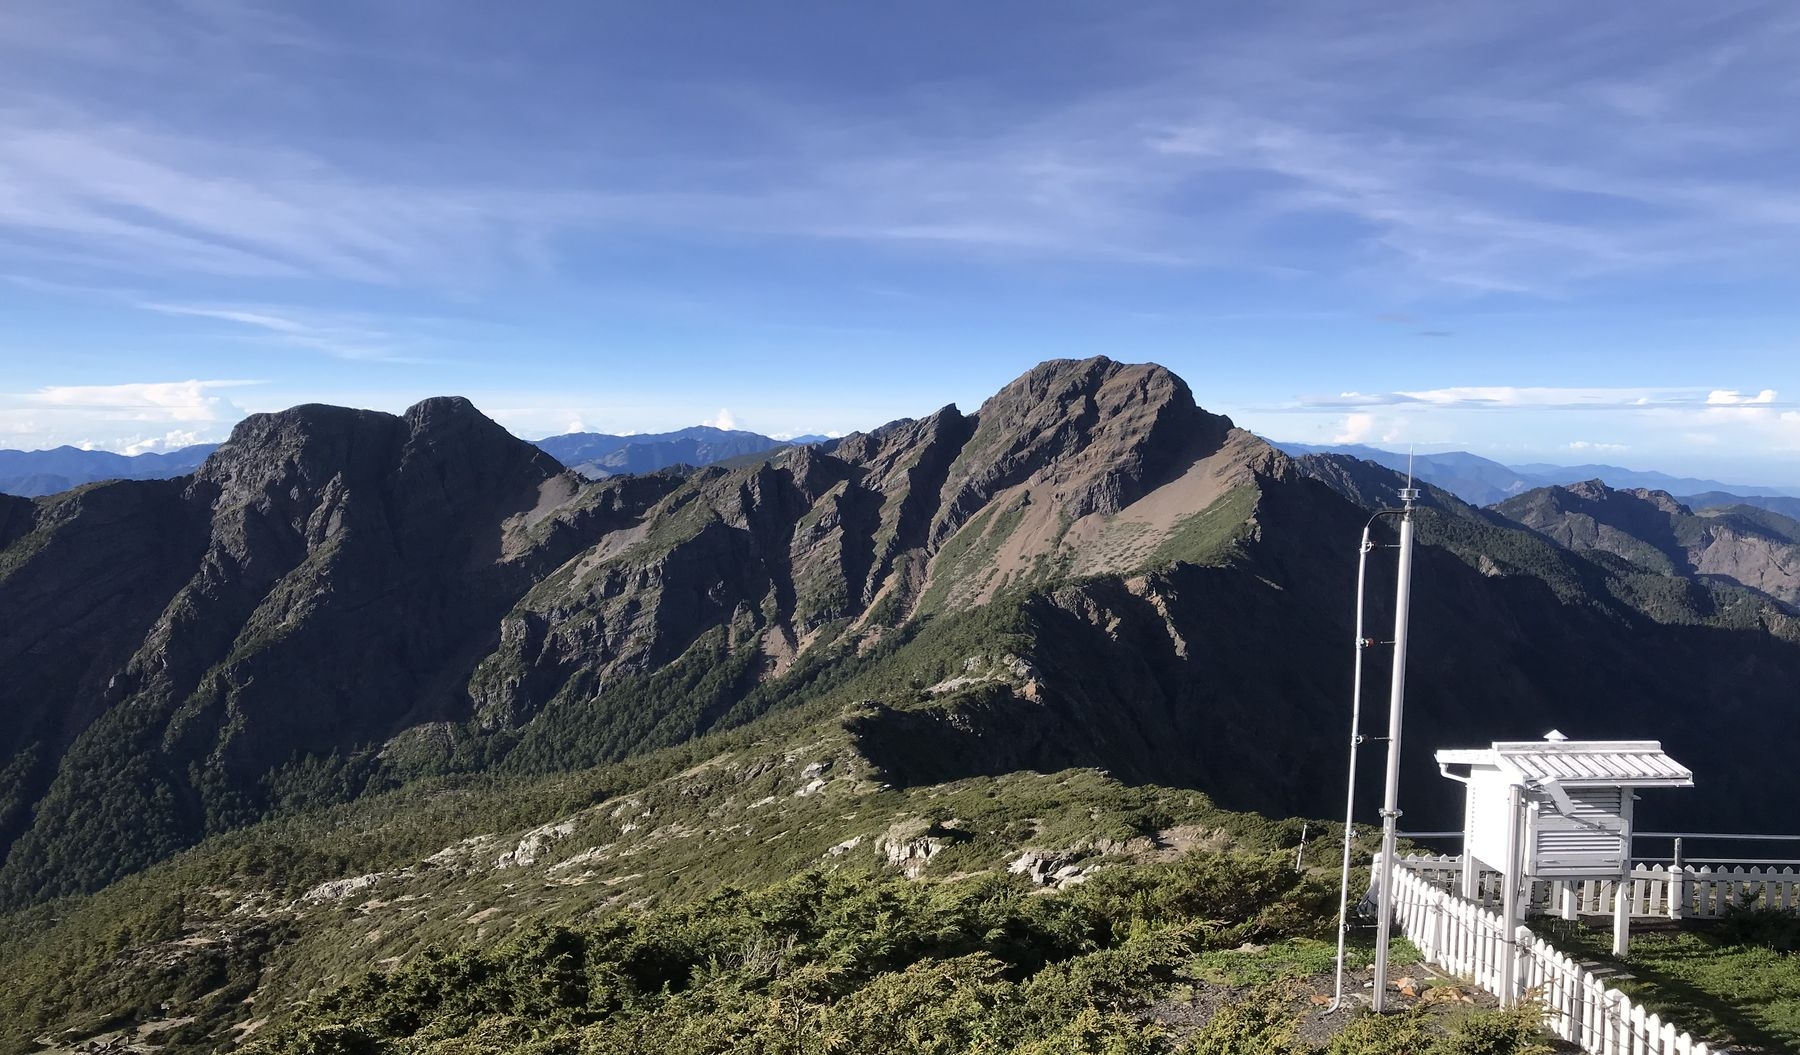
[{"xmin": 1, "ymin": 2, "xmax": 1797, "ymax": 484}]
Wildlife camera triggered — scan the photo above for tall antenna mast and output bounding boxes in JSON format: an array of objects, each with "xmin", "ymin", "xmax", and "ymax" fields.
[
  {"xmin": 1371, "ymin": 469, "xmax": 1420, "ymax": 1011},
  {"xmin": 1327, "ymin": 462, "xmax": 1424, "ymax": 1013}
]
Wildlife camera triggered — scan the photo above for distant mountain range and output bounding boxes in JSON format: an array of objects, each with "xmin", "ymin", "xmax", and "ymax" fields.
[
  {"xmin": 532, "ymin": 426, "xmax": 818, "ymax": 479},
  {"xmin": 1674, "ymin": 491, "xmax": 1800, "ymax": 521},
  {"xmin": 1273, "ymin": 442, "xmax": 1800, "ymax": 508},
  {"xmin": 0, "ymin": 444, "xmax": 220, "ymax": 498},
  {"xmin": 0, "ymin": 426, "xmax": 825, "ymax": 497}
]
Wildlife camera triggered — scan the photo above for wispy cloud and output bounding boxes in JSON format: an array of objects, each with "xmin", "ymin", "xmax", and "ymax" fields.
[
  {"xmin": 137, "ymin": 302, "xmax": 444, "ymax": 363},
  {"xmin": 1294, "ymin": 386, "xmax": 1799, "ymax": 412},
  {"xmin": 1257, "ymin": 381, "xmax": 1800, "ymax": 479},
  {"xmin": 0, "ymin": 120, "xmax": 595, "ymax": 286},
  {"xmin": 1, "ymin": 3, "xmax": 1793, "ymax": 295}
]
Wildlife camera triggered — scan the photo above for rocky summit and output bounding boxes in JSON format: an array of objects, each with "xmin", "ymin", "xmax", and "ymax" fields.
[{"xmin": 4, "ymin": 357, "xmax": 1800, "ymax": 915}]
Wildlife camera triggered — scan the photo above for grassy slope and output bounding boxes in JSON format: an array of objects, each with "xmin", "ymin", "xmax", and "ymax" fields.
[
  {"xmin": 0, "ymin": 705, "xmax": 1330, "ymax": 1052},
  {"xmin": 237, "ymin": 851, "xmax": 1541, "ymax": 1055},
  {"xmin": 1551, "ymin": 919, "xmax": 1800, "ymax": 1051}
]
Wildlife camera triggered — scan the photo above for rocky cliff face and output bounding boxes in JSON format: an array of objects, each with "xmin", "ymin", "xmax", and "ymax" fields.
[
  {"xmin": 0, "ymin": 398, "xmax": 595, "ymax": 902},
  {"xmin": 4, "ymin": 359, "xmax": 1800, "ymax": 908},
  {"xmin": 469, "ymin": 359, "xmax": 1241, "ymax": 755}
]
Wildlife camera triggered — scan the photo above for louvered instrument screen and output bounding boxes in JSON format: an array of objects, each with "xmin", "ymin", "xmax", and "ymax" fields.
[{"xmin": 1528, "ymin": 788, "xmax": 1627, "ymax": 878}]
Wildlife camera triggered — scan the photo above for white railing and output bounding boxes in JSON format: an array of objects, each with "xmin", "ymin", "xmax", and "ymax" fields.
[
  {"xmin": 1390, "ymin": 864, "xmax": 1715, "ymax": 1055},
  {"xmin": 1398, "ymin": 853, "xmax": 1800, "ymax": 919}
]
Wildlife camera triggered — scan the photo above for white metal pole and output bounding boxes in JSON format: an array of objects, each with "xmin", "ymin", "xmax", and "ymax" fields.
[
  {"xmin": 1327, "ymin": 525, "xmax": 1375, "ymax": 1013},
  {"xmin": 1614, "ymin": 792, "xmax": 1636, "ymax": 956},
  {"xmin": 1371, "ymin": 501, "xmax": 1416, "ymax": 1012},
  {"xmin": 1499, "ymin": 783, "xmax": 1523, "ymax": 1006},
  {"xmin": 1669, "ymin": 837, "xmax": 1686, "ymax": 921}
]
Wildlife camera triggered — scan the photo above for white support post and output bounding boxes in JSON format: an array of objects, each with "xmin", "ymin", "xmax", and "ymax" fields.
[
  {"xmin": 1612, "ymin": 879, "xmax": 1631, "ymax": 957},
  {"xmin": 1614, "ymin": 793, "xmax": 1636, "ymax": 957},
  {"xmin": 1370, "ymin": 504, "xmax": 1416, "ymax": 1013},
  {"xmin": 1499, "ymin": 783, "xmax": 1523, "ymax": 1007},
  {"xmin": 1559, "ymin": 880, "xmax": 1577, "ymax": 921},
  {"xmin": 1460, "ymin": 782, "xmax": 1477, "ymax": 901},
  {"xmin": 1669, "ymin": 837, "xmax": 1686, "ymax": 921}
]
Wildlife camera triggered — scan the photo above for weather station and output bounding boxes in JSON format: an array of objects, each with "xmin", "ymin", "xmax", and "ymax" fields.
[{"xmin": 1435, "ymin": 733, "xmax": 1694, "ymax": 981}]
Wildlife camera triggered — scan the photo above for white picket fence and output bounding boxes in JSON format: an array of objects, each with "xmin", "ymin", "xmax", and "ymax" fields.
[
  {"xmin": 1399, "ymin": 853, "xmax": 1800, "ymax": 919},
  {"xmin": 1389, "ymin": 863, "xmax": 1716, "ymax": 1055}
]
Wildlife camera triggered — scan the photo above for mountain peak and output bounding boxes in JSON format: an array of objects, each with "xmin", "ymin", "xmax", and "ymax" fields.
[
  {"xmin": 404, "ymin": 394, "xmax": 484, "ymax": 427},
  {"xmin": 952, "ymin": 356, "xmax": 1225, "ymax": 523},
  {"xmin": 1542, "ymin": 479, "xmax": 1688, "ymax": 518},
  {"xmin": 981, "ymin": 357, "xmax": 1205, "ymax": 421},
  {"xmin": 197, "ymin": 403, "xmax": 404, "ymax": 492}
]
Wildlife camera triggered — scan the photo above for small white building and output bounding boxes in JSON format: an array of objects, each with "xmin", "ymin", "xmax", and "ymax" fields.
[{"xmin": 1435, "ymin": 732, "xmax": 1693, "ymax": 959}]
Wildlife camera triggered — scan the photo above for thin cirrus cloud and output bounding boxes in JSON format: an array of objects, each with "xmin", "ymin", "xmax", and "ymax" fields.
[
  {"xmin": 0, "ymin": 2, "xmax": 1796, "ymax": 469},
  {"xmin": 0, "ymin": 3, "xmax": 1793, "ymax": 296},
  {"xmin": 136, "ymin": 302, "xmax": 445, "ymax": 364},
  {"xmin": 0, "ymin": 122, "xmax": 595, "ymax": 287}
]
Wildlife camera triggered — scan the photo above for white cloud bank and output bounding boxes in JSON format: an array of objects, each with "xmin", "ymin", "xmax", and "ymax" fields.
[
  {"xmin": 1244, "ymin": 382, "xmax": 1800, "ymax": 484},
  {"xmin": 25, "ymin": 379, "xmax": 260, "ymax": 421},
  {"xmin": 1, "ymin": 379, "xmax": 262, "ymax": 451}
]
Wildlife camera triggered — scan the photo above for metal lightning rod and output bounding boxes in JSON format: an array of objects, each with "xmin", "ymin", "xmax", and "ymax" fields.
[
  {"xmin": 1371, "ymin": 461, "xmax": 1420, "ymax": 1012},
  {"xmin": 1326, "ymin": 517, "xmax": 1376, "ymax": 1013}
]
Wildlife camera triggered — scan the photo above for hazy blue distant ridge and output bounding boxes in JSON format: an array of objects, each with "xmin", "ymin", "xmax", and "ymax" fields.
[
  {"xmin": 1273, "ymin": 440, "xmax": 1800, "ymax": 507},
  {"xmin": 531, "ymin": 425, "xmax": 813, "ymax": 478},
  {"xmin": 0, "ymin": 444, "xmax": 220, "ymax": 498}
]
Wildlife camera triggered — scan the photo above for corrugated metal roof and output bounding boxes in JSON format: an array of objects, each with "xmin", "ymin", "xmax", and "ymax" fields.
[{"xmin": 1435, "ymin": 739, "xmax": 1694, "ymax": 787}]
